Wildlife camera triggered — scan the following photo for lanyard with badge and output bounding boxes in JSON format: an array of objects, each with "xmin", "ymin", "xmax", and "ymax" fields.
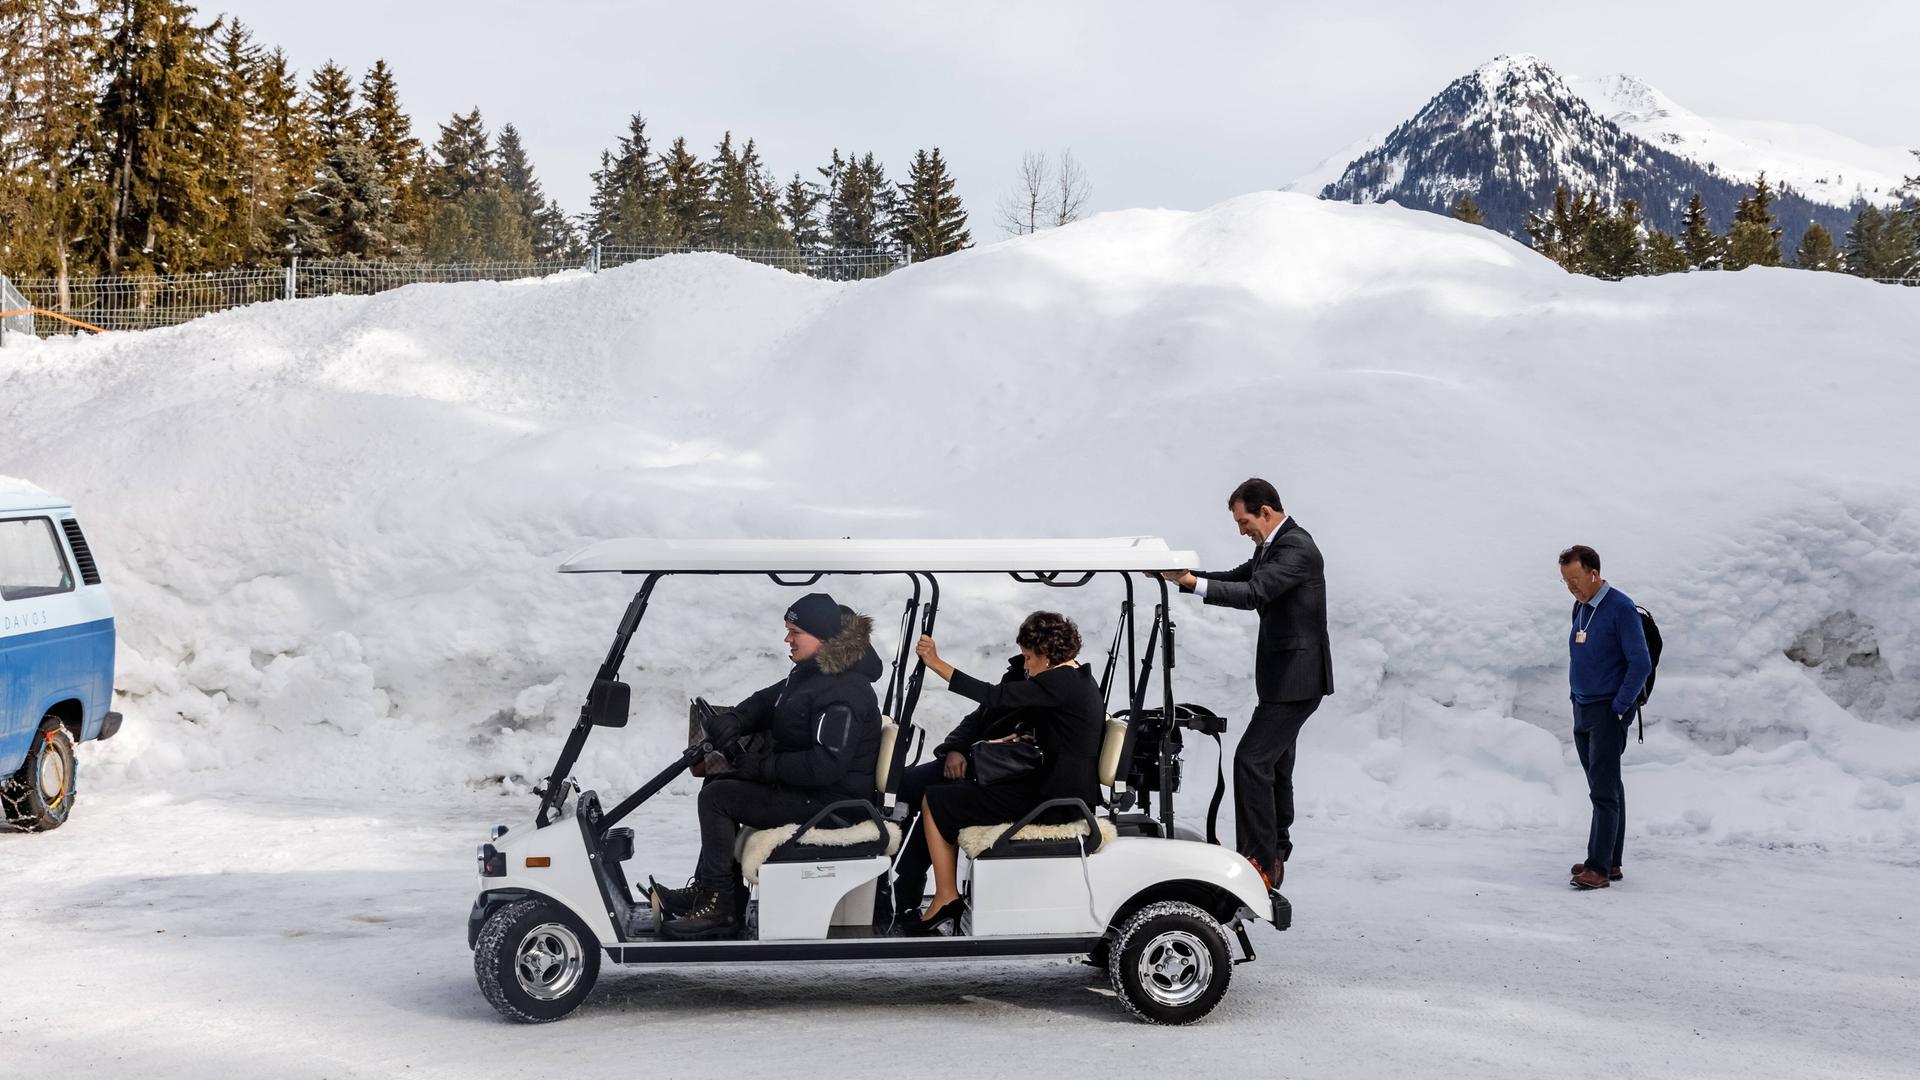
[{"xmin": 1574, "ymin": 602, "xmax": 1598, "ymax": 644}]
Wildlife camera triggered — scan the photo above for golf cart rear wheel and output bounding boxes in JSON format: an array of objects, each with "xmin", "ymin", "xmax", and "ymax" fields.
[
  {"xmin": 3, "ymin": 718, "xmax": 76, "ymax": 833},
  {"xmin": 474, "ymin": 898, "xmax": 601, "ymax": 1022},
  {"xmin": 1107, "ymin": 901, "xmax": 1232, "ymax": 1025}
]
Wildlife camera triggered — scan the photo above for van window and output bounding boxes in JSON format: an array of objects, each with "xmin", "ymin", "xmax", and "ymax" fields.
[{"xmin": 0, "ymin": 517, "xmax": 75, "ymax": 601}]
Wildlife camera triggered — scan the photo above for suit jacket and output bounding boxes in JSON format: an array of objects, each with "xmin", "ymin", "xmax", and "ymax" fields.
[{"xmin": 1191, "ymin": 518, "xmax": 1334, "ymax": 703}]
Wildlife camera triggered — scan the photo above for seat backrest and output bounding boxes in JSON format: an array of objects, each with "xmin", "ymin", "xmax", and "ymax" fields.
[
  {"xmin": 874, "ymin": 716, "xmax": 899, "ymax": 794},
  {"xmin": 1096, "ymin": 715, "xmax": 1128, "ymax": 789}
]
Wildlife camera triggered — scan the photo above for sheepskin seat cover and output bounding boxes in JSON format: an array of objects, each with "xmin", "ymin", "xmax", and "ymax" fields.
[
  {"xmin": 957, "ymin": 817, "xmax": 1117, "ymax": 859},
  {"xmin": 739, "ymin": 820, "xmax": 901, "ymax": 884}
]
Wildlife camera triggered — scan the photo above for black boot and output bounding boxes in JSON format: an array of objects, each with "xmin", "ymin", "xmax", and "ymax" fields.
[
  {"xmin": 649, "ymin": 876, "xmax": 700, "ymax": 918},
  {"xmin": 662, "ymin": 887, "xmax": 738, "ymax": 940}
]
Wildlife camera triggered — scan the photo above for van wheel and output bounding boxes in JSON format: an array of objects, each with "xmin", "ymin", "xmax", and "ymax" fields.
[
  {"xmin": 1107, "ymin": 901, "xmax": 1232, "ymax": 1025},
  {"xmin": 474, "ymin": 898, "xmax": 600, "ymax": 1022},
  {"xmin": 3, "ymin": 719, "xmax": 76, "ymax": 833}
]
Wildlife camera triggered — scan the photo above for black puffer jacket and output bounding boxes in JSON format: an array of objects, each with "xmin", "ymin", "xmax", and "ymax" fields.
[{"xmin": 729, "ymin": 612, "xmax": 884, "ymax": 802}]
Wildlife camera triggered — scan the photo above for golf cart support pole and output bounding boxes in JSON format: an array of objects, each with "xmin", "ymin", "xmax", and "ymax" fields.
[
  {"xmin": 887, "ymin": 572, "xmax": 939, "ymax": 795},
  {"xmin": 1156, "ymin": 577, "xmax": 1178, "ymax": 834},
  {"xmin": 598, "ymin": 739, "xmax": 712, "ymax": 836},
  {"xmin": 536, "ymin": 572, "xmax": 663, "ymax": 827}
]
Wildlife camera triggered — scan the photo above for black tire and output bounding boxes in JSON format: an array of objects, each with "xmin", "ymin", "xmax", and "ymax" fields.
[
  {"xmin": 3, "ymin": 718, "xmax": 76, "ymax": 832},
  {"xmin": 1107, "ymin": 900, "xmax": 1233, "ymax": 1025},
  {"xmin": 474, "ymin": 897, "xmax": 601, "ymax": 1023}
]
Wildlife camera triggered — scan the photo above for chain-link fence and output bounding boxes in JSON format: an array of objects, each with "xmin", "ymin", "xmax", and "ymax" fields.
[{"xmin": 1, "ymin": 243, "xmax": 908, "ymax": 340}]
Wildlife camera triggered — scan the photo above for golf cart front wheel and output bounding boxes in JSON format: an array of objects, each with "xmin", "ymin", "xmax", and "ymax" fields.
[
  {"xmin": 474, "ymin": 898, "xmax": 601, "ymax": 1022},
  {"xmin": 3, "ymin": 718, "xmax": 76, "ymax": 832},
  {"xmin": 1107, "ymin": 901, "xmax": 1232, "ymax": 1025}
]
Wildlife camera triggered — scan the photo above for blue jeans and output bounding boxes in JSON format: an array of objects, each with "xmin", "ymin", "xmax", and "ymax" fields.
[{"xmin": 1572, "ymin": 700, "xmax": 1628, "ymax": 871}]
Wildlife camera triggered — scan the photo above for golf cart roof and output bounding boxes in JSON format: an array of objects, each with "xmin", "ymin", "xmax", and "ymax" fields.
[{"xmin": 558, "ymin": 537, "xmax": 1198, "ymax": 574}]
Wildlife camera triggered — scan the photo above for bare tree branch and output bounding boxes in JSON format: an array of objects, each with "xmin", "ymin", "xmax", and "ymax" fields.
[
  {"xmin": 1052, "ymin": 148, "xmax": 1090, "ymax": 227},
  {"xmin": 997, "ymin": 150, "xmax": 1053, "ymax": 237}
]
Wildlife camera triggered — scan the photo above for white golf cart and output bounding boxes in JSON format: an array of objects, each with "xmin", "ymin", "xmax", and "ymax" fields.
[{"xmin": 469, "ymin": 538, "xmax": 1289, "ymax": 1025}]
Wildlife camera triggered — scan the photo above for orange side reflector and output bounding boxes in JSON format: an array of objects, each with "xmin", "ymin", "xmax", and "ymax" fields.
[{"xmin": 525, "ymin": 857, "xmax": 551, "ymax": 868}]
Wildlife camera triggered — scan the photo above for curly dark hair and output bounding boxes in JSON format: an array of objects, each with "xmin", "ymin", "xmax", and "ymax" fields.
[{"xmin": 1016, "ymin": 611, "xmax": 1082, "ymax": 664}]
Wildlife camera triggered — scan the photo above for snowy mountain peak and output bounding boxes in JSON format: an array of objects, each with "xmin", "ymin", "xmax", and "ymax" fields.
[{"xmin": 1306, "ymin": 54, "xmax": 1873, "ymax": 248}]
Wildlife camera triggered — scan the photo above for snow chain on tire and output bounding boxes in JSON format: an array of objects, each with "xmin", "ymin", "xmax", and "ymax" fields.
[
  {"xmin": 1106, "ymin": 900, "xmax": 1233, "ymax": 1025},
  {"xmin": 3, "ymin": 721, "xmax": 76, "ymax": 832}
]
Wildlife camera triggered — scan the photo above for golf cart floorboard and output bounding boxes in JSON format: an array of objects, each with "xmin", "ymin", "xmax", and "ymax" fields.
[{"xmin": 605, "ymin": 933, "xmax": 1104, "ymax": 965}]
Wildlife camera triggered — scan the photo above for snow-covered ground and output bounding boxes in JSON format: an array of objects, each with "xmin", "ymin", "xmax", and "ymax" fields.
[
  {"xmin": 4, "ymin": 791, "xmax": 1914, "ymax": 1078},
  {"xmin": 3, "ymin": 193, "xmax": 1917, "ymax": 1072}
]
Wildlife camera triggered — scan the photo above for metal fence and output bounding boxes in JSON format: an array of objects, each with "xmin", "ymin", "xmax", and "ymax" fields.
[
  {"xmin": 0, "ymin": 274, "xmax": 30, "ymax": 341},
  {"xmin": 1, "ymin": 243, "xmax": 909, "ymax": 339}
]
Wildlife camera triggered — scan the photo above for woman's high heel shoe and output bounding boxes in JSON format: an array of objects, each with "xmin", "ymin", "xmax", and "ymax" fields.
[{"xmin": 905, "ymin": 897, "xmax": 967, "ymax": 937}]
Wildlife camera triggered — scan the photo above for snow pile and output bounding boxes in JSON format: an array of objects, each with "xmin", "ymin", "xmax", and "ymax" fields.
[{"xmin": 4, "ymin": 192, "xmax": 1918, "ymax": 848}]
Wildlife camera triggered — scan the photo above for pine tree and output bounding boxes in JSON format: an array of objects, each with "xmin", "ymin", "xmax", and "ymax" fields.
[
  {"xmin": 424, "ymin": 107, "xmax": 492, "ymax": 201},
  {"xmin": 200, "ymin": 19, "xmax": 270, "ymax": 266},
  {"xmin": 1645, "ymin": 230, "xmax": 1690, "ymax": 274},
  {"xmin": 782, "ymin": 172, "xmax": 825, "ymax": 253},
  {"xmin": 256, "ymin": 48, "xmax": 312, "ymax": 256},
  {"xmin": 1679, "ymin": 191, "xmax": 1719, "ymax": 270},
  {"xmin": 1723, "ymin": 174, "xmax": 1783, "ymax": 270},
  {"xmin": 1845, "ymin": 204, "xmax": 1890, "ymax": 277},
  {"xmin": 895, "ymin": 147, "xmax": 970, "ymax": 260},
  {"xmin": 1450, "ymin": 193, "xmax": 1485, "ymax": 225},
  {"xmin": 96, "ymin": 0, "xmax": 222, "ymax": 271},
  {"xmin": 1882, "ymin": 208, "xmax": 1920, "ymax": 279},
  {"xmin": 306, "ymin": 60, "xmax": 356, "ymax": 153},
  {"xmin": 656, "ymin": 136, "xmax": 711, "ymax": 247},
  {"xmin": 1793, "ymin": 222, "xmax": 1840, "ymax": 271},
  {"xmin": 824, "ymin": 151, "xmax": 896, "ymax": 250},
  {"xmin": 0, "ymin": 0, "xmax": 102, "ymax": 293},
  {"xmin": 587, "ymin": 112, "xmax": 660, "ymax": 245},
  {"xmin": 1585, "ymin": 199, "xmax": 1646, "ymax": 279},
  {"xmin": 356, "ymin": 59, "xmax": 420, "ymax": 236},
  {"xmin": 1525, "ymin": 186, "xmax": 1600, "ymax": 272},
  {"xmin": 708, "ymin": 131, "xmax": 754, "ymax": 247},
  {"xmin": 495, "ymin": 123, "xmax": 572, "ymax": 259},
  {"xmin": 285, "ymin": 140, "xmax": 406, "ymax": 258}
]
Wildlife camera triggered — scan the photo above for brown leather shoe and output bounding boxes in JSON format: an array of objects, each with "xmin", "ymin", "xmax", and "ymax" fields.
[
  {"xmin": 1570, "ymin": 865, "xmax": 1610, "ymax": 890},
  {"xmin": 1572, "ymin": 863, "xmax": 1626, "ymax": 882}
]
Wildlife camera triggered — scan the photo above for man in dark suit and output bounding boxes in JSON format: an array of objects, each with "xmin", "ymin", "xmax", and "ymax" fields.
[{"xmin": 1162, "ymin": 478, "xmax": 1332, "ymax": 888}]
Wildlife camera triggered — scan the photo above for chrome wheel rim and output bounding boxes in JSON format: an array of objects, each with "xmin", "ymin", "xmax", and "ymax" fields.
[
  {"xmin": 514, "ymin": 922, "xmax": 585, "ymax": 1001},
  {"xmin": 1136, "ymin": 930, "xmax": 1212, "ymax": 1008}
]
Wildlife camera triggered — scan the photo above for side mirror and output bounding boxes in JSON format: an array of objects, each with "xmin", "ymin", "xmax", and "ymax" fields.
[{"xmin": 586, "ymin": 678, "xmax": 631, "ymax": 728}]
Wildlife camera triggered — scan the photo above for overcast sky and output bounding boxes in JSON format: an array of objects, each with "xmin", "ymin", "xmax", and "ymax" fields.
[{"xmin": 213, "ymin": 0, "xmax": 1917, "ymax": 235}]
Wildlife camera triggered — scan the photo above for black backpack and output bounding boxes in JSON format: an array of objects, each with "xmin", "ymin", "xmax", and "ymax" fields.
[{"xmin": 1633, "ymin": 606, "xmax": 1663, "ymax": 743}]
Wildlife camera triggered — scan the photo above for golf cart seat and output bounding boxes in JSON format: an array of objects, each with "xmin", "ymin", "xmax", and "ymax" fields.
[
  {"xmin": 738, "ymin": 718, "xmax": 903, "ymax": 885},
  {"xmin": 960, "ymin": 716, "xmax": 1129, "ymax": 858}
]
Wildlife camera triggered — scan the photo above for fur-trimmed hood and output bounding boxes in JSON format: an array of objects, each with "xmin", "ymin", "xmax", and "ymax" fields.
[{"xmin": 810, "ymin": 611, "xmax": 882, "ymax": 680}]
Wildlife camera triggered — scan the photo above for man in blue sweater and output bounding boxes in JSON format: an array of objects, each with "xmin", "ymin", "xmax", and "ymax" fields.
[{"xmin": 1558, "ymin": 545, "xmax": 1653, "ymax": 891}]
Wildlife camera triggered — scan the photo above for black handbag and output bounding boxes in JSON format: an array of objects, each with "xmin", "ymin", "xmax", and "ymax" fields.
[{"xmin": 971, "ymin": 739, "xmax": 1043, "ymax": 785}]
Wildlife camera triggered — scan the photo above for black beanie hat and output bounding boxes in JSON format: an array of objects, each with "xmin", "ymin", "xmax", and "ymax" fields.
[{"xmin": 783, "ymin": 592, "xmax": 843, "ymax": 640}]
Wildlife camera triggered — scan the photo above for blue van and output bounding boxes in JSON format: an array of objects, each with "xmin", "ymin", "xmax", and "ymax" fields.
[{"xmin": 1, "ymin": 487, "xmax": 120, "ymax": 831}]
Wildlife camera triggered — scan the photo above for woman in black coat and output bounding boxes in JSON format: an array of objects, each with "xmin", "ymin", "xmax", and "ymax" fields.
[{"xmin": 909, "ymin": 610, "xmax": 1106, "ymax": 934}]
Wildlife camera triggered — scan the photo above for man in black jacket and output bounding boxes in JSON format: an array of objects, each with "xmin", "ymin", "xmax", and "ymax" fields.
[
  {"xmin": 1163, "ymin": 478, "xmax": 1332, "ymax": 888},
  {"xmin": 661, "ymin": 592, "xmax": 884, "ymax": 939}
]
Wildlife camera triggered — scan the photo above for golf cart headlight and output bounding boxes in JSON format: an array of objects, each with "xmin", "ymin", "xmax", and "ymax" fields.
[{"xmin": 477, "ymin": 843, "xmax": 506, "ymax": 877}]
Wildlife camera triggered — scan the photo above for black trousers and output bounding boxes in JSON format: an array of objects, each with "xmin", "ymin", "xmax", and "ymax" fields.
[
  {"xmin": 1573, "ymin": 701, "xmax": 1628, "ymax": 871},
  {"xmin": 694, "ymin": 779, "xmax": 823, "ymax": 888},
  {"xmin": 1233, "ymin": 697, "xmax": 1322, "ymax": 869},
  {"xmin": 888, "ymin": 758, "xmax": 961, "ymax": 914}
]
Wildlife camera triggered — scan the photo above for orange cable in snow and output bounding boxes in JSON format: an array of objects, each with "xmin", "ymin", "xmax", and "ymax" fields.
[{"xmin": 0, "ymin": 308, "xmax": 109, "ymax": 334}]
